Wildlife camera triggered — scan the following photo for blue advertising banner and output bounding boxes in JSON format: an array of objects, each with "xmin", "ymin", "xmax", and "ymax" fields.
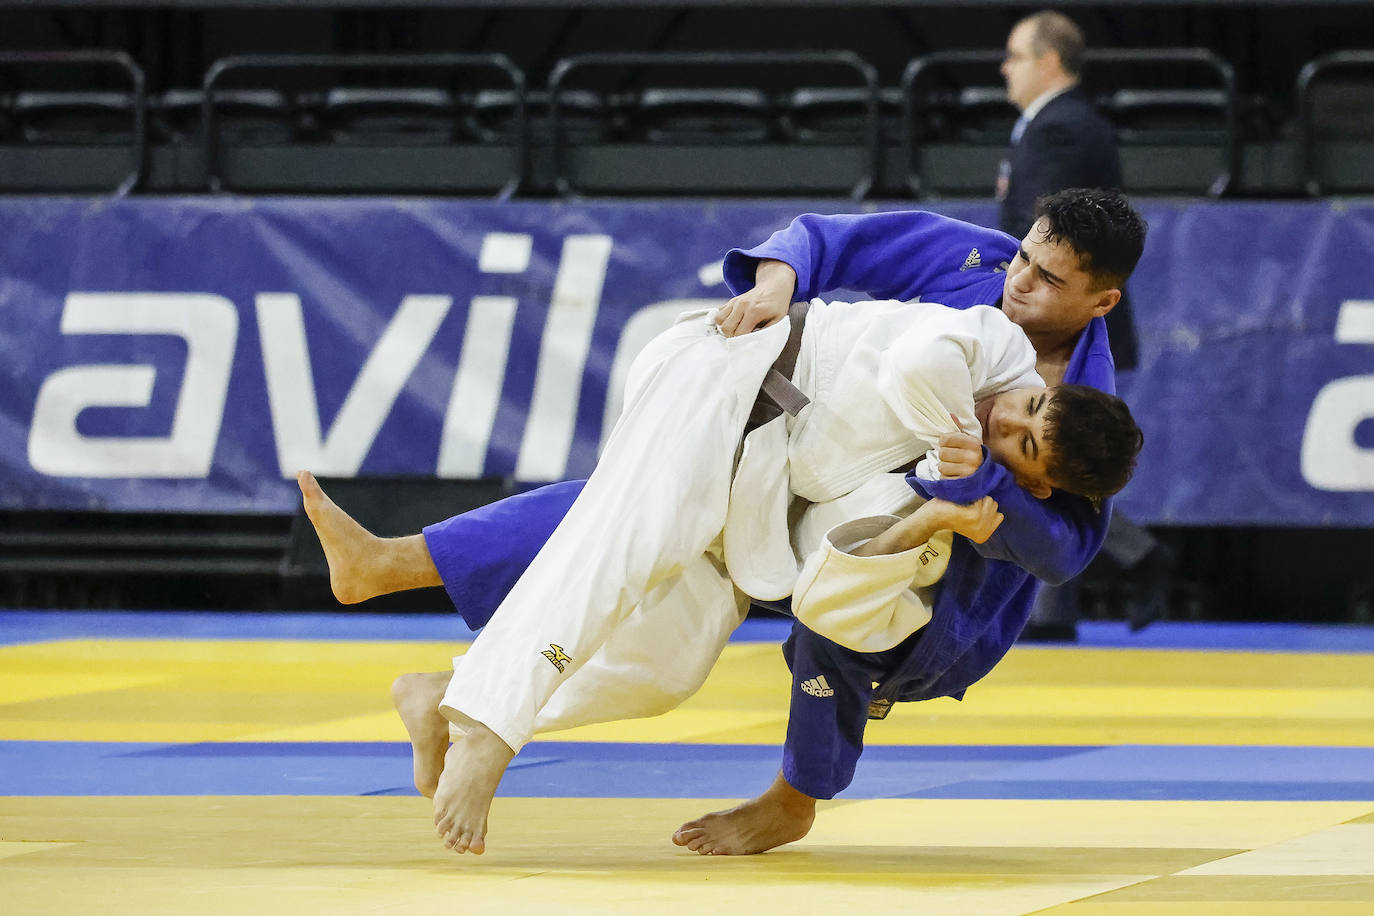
[{"xmin": 1, "ymin": 196, "xmax": 1372, "ymax": 525}]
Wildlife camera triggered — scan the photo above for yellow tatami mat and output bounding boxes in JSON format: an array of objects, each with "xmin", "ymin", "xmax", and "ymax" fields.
[
  {"xmin": 2, "ymin": 797, "xmax": 1371, "ymax": 914},
  {"xmin": 2, "ymin": 614, "xmax": 1373, "ymax": 914}
]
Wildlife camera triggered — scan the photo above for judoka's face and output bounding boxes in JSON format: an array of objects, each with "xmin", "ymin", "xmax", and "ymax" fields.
[
  {"xmin": 1001, "ymin": 220, "xmax": 1120, "ymax": 342},
  {"xmin": 976, "ymin": 386, "xmax": 1056, "ymax": 499}
]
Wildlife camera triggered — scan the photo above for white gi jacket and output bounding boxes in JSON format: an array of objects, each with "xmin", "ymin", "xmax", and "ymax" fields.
[
  {"xmin": 724, "ymin": 299, "xmax": 1041, "ymax": 651},
  {"xmin": 443, "ymin": 300, "xmax": 1039, "ymax": 751}
]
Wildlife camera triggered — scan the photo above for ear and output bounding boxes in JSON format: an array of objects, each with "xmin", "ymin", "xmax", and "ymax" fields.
[
  {"xmin": 1091, "ymin": 288, "xmax": 1121, "ymax": 318},
  {"xmin": 1018, "ymin": 475, "xmax": 1054, "ymax": 499}
]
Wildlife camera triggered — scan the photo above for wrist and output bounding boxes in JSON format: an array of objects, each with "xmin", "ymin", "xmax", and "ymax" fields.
[{"xmin": 757, "ymin": 259, "xmax": 798, "ymax": 295}]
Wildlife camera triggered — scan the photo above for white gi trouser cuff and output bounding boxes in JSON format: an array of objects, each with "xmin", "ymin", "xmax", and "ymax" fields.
[{"xmin": 439, "ymin": 686, "xmax": 528, "ymax": 753}]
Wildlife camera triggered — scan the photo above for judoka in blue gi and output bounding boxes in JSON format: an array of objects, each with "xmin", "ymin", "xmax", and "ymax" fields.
[
  {"xmin": 296, "ymin": 188, "xmax": 1146, "ymax": 856},
  {"xmin": 674, "ymin": 188, "xmax": 1146, "ymax": 855}
]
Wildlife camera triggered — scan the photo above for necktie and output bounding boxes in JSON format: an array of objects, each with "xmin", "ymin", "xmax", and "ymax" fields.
[{"xmin": 1010, "ymin": 115, "xmax": 1028, "ymax": 147}]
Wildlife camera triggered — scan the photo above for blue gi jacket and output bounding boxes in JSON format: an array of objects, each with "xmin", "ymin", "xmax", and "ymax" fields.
[{"xmin": 726, "ymin": 209, "xmax": 1117, "ymax": 798}]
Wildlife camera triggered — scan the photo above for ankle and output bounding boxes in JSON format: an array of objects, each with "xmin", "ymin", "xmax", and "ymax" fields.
[{"xmin": 765, "ymin": 774, "xmax": 817, "ymax": 816}]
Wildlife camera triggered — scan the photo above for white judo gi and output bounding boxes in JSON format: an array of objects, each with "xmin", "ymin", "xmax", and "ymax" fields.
[{"xmin": 439, "ymin": 299, "xmax": 1041, "ymax": 752}]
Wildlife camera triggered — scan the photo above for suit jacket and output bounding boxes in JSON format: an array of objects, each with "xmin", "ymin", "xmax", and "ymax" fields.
[{"xmin": 998, "ymin": 86, "xmax": 1138, "ymax": 369}]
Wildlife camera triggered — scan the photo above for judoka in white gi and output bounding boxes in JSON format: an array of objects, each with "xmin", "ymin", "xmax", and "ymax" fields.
[{"xmin": 299, "ymin": 292, "xmax": 1142, "ymax": 855}]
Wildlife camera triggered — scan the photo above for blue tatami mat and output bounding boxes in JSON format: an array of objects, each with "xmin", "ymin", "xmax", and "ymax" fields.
[
  {"xmin": 5, "ymin": 610, "xmax": 1374, "ymax": 651},
  {"xmin": 0, "ymin": 610, "xmax": 797, "ymax": 646},
  {"xmin": 7, "ymin": 740, "xmax": 1374, "ymax": 801}
]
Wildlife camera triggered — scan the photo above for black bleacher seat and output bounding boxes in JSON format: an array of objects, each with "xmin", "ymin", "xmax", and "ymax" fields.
[
  {"xmin": 1104, "ymin": 88, "xmax": 1231, "ymax": 145},
  {"xmin": 628, "ymin": 87, "xmax": 773, "ymax": 144},
  {"xmin": 155, "ymin": 87, "xmax": 298, "ymax": 144},
  {"xmin": 923, "ymin": 86, "xmax": 1016, "ymax": 144},
  {"xmin": 13, "ymin": 90, "xmax": 136, "ymax": 144},
  {"xmin": 470, "ymin": 88, "xmax": 611, "ymax": 144},
  {"xmin": 321, "ymin": 87, "xmax": 457, "ymax": 145},
  {"xmin": 1307, "ymin": 79, "xmax": 1374, "ymax": 139},
  {"xmin": 1298, "ymin": 60, "xmax": 1374, "ymax": 195},
  {"xmin": 777, "ymin": 86, "xmax": 901, "ymax": 144}
]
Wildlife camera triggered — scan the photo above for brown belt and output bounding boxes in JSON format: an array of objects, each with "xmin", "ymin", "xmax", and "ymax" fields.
[{"xmin": 744, "ymin": 300, "xmax": 811, "ymax": 434}]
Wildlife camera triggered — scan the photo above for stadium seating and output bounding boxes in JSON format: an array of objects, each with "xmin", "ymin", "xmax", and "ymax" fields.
[{"xmin": 0, "ymin": 42, "xmax": 1368, "ymax": 201}]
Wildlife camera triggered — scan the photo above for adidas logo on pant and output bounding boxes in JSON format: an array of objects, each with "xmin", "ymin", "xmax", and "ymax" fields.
[{"xmin": 801, "ymin": 674, "xmax": 834, "ymax": 698}]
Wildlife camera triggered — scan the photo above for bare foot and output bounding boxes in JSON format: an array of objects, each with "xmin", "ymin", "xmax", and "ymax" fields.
[
  {"xmin": 672, "ymin": 772, "xmax": 816, "ymax": 855},
  {"xmin": 392, "ymin": 672, "xmax": 452, "ymax": 798},
  {"xmin": 297, "ymin": 470, "xmax": 382, "ymax": 603},
  {"xmin": 432, "ymin": 723, "xmax": 515, "ymax": 855}
]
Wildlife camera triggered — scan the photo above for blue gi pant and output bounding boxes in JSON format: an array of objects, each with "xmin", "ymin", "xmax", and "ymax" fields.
[{"xmin": 781, "ymin": 621, "xmax": 925, "ymax": 799}]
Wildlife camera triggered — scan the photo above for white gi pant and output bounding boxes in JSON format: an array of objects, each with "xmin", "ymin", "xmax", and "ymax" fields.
[{"xmin": 439, "ymin": 311, "xmax": 788, "ymax": 752}]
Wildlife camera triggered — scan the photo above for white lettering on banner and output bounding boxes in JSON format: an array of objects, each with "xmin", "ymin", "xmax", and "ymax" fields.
[
  {"xmin": 438, "ymin": 232, "xmax": 533, "ymax": 477},
  {"xmin": 478, "ymin": 232, "xmax": 533, "ymax": 274},
  {"xmin": 1301, "ymin": 300, "xmax": 1374, "ymax": 490},
  {"xmin": 515, "ymin": 234, "xmax": 613, "ymax": 481},
  {"xmin": 28, "ymin": 293, "xmax": 237, "ymax": 477},
  {"xmin": 257, "ymin": 293, "xmax": 451, "ymax": 477},
  {"xmin": 599, "ymin": 300, "xmax": 728, "ymax": 454},
  {"xmin": 437, "ymin": 295, "xmax": 519, "ymax": 477}
]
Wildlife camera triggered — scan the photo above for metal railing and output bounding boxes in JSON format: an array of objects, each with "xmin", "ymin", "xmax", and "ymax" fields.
[
  {"xmin": 546, "ymin": 50, "xmax": 881, "ymax": 200},
  {"xmin": 0, "ymin": 50, "xmax": 147, "ymax": 196},
  {"xmin": 202, "ymin": 52, "xmax": 526, "ymax": 197}
]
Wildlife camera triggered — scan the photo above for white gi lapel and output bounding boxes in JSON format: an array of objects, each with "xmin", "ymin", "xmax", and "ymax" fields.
[{"xmin": 720, "ymin": 315, "xmax": 797, "ymax": 602}]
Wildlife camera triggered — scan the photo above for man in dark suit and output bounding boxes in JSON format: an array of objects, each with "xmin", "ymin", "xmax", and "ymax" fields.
[
  {"xmin": 998, "ymin": 10, "xmax": 1138, "ymax": 367},
  {"xmin": 998, "ymin": 11, "xmax": 1170, "ymax": 639}
]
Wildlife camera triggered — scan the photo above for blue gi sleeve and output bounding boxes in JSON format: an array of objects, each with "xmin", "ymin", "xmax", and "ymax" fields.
[
  {"xmin": 907, "ymin": 453, "xmax": 1108, "ymax": 585},
  {"xmin": 723, "ymin": 211, "xmax": 1014, "ymax": 303}
]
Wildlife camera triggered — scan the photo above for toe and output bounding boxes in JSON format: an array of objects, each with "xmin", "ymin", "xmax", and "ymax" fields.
[{"xmin": 672, "ymin": 827, "xmax": 700, "ymax": 846}]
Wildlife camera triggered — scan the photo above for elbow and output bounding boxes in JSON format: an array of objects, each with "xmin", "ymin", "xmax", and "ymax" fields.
[
  {"xmin": 1037, "ymin": 564, "xmax": 1079, "ymax": 587},
  {"xmin": 979, "ymin": 537, "xmax": 1086, "ymax": 585},
  {"xmin": 1031, "ymin": 544, "xmax": 1092, "ymax": 585}
]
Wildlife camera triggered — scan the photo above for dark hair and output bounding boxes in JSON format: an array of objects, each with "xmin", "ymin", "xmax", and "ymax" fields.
[
  {"xmin": 1033, "ymin": 188, "xmax": 1148, "ymax": 291},
  {"xmin": 1042, "ymin": 384, "xmax": 1143, "ymax": 502},
  {"xmin": 1024, "ymin": 11, "xmax": 1086, "ymax": 77}
]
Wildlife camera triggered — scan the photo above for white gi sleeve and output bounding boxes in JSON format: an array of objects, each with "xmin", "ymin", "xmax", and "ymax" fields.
[
  {"xmin": 877, "ymin": 304, "xmax": 1042, "ymax": 444},
  {"xmin": 790, "ymin": 515, "xmax": 952, "ymax": 653}
]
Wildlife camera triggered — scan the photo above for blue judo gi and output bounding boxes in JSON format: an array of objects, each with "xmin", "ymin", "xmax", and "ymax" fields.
[{"xmin": 423, "ymin": 210, "xmax": 1116, "ymax": 800}]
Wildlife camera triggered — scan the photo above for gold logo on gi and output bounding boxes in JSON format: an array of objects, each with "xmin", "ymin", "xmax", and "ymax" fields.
[{"xmin": 541, "ymin": 643, "xmax": 572, "ymax": 673}]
